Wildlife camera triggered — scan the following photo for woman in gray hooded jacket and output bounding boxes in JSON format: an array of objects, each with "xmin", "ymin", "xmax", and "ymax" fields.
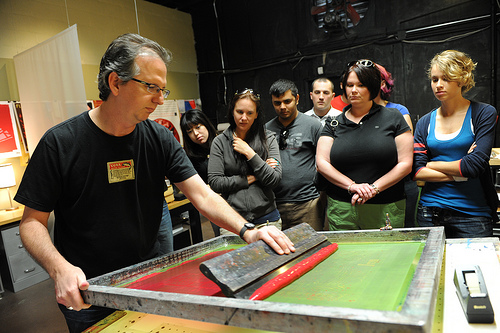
[{"xmin": 208, "ymin": 89, "xmax": 282, "ymax": 233}]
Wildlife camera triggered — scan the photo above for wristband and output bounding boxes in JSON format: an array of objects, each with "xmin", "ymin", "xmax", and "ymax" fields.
[{"xmin": 239, "ymin": 222, "xmax": 255, "ymax": 239}]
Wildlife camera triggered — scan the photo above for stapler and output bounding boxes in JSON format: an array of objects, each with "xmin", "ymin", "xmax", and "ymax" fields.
[{"xmin": 454, "ymin": 265, "xmax": 494, "ymax": 324}]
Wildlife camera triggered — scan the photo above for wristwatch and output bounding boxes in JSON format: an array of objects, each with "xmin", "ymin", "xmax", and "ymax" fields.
[{"xmin": 239, "ymin": 222, "xmax": 255, "ymax": 239}]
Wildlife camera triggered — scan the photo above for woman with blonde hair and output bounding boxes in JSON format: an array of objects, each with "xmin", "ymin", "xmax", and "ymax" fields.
[{"xmin": 413, "ymin": 50, "xmax": 498, "ymax": 238}]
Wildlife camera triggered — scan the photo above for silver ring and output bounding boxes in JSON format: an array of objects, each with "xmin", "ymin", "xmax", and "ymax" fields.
[{"xmin": 66, "ymin": 306, "xmax": 74, "ymax": 311}]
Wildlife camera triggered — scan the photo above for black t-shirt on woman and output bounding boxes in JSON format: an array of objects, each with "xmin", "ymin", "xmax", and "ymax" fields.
[{"xmin": 321, "ymin": 103, "xmax": 410, "ymax": 204}]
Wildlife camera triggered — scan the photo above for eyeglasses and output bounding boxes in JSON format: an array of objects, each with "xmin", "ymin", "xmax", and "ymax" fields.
[
  {"xmin": 235, "ymin": 88, "xmax": 260, "ymax": 99},
  {"xmin": 279, "ymin": 129, "xmax": 289, "ymax": 150},
  {"xmin": 347, "ymin": 59, "xmax": 374, "ymax": 68},
  {"xmin": 131, "ymin": 78, "xmax": 170, "ymax": 99}
]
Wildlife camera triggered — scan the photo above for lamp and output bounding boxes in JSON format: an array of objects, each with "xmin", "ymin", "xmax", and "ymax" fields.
[{"xmin": 0, "ymin": 163, "xmax": 17, "ymax": 211}]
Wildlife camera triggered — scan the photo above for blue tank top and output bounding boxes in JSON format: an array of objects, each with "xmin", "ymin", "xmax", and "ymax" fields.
[{"xmin": 419, "ymin": 106, "xmax": 491, "ymax": 217}]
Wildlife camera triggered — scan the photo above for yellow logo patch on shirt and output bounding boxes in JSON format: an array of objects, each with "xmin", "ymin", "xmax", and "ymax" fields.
[{"xmin": 107, "ymin": 160, "xmax": 135, "ymax": 183}]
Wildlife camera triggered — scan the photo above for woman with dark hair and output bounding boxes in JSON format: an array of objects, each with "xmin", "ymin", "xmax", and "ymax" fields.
[
  {"xmin": 373, "ymin": 63, "xmax": 419, "ymax": 227},
  {"xmin": 208, "ymin": 89, "xmax": 282, "ymax": 233},
  {"xmin": 316, "ymin": 59, "xmax": 413, "ymax": 230},
  {"xmin": 413, "ymin": 50, "xmax": 498, "ymax": 238},
  {"xmin": 179, "ymin": 108, "xmax": 221, "ymax": 236},
  {"xmin": 180, "ymin": 109, "xmax": 217, "ymax": 182}
]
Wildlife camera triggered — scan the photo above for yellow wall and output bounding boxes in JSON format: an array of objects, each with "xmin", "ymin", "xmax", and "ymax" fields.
[
  {"xmin": 0, "ymin": 0, "xmax": 199, "ymax": 208},
  {"xmin": 0, "ymin": 0, "xmax": 199, "ymax": 100}
]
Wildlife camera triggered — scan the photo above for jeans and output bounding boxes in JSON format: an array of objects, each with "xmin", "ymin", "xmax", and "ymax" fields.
[
  {"xmin": 58, "ymin": 303, "xmax": 115, "ymax": 333},
  {"xmin": 404, "ymin": 178, "xmax": 419, "ymax": 227},
  {"xmin": 157, "ymin": 200, "xmax": 174, "ymax": 256},
  {"xmin": 416, "ymin": 205, "xmax": 493, "ymax": 238}
]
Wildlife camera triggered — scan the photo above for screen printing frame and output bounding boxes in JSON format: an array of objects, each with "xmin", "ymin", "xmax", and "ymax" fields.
[{"xmin": 83, "ymin": 227, "xmax": 445, "ymax": 333}]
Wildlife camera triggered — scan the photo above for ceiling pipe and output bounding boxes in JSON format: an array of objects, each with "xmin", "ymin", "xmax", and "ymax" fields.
[{"xmin": 213, "ymin": 0, "xmax": 228, "ymax": 105}]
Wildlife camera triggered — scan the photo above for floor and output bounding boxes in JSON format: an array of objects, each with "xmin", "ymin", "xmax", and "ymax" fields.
[{"xmin": 0, "ymin": 215, "xmax": 215, "ymax": 333}]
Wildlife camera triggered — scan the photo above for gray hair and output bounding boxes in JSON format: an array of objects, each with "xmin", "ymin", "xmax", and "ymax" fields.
[{"xmin": 97, "ymin": 33, "xmax": 172, "ymax": 101}]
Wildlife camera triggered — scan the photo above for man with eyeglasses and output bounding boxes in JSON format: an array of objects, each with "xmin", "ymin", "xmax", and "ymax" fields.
[
  {"xmin": 266, "ymin": 79, "xmax": 324, "ymax": 231},
  {"xmin": 14, "ymin": 34, "xmax": 294, "ymax": 333},
  {"xmin": 305, "ymin": 78, "xmax": 342, "ymax": 126}
]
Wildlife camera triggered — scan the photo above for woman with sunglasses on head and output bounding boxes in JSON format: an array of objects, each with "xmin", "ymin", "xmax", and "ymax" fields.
[
  {"xmin": 208, "ymin": 89, "xmax": 283, "ymax": 234},
  {"xmin": 373, "ymin": 63, "xmax": 419, "ymax": 228},
  {"xmin": 316, "ymin": 59, "xmax": 413, "ymax": 230},
  {"xmin": 413, "ymin": 50, "xmax": 498, "ymax": 238},
  {"xmin": 180, "ymin": 109, "xmax": 220, "ymax": 236}
]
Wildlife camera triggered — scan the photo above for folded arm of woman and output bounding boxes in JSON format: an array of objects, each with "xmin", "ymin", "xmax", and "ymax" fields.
[
  {"xmin": 414, "ymin": 104, "xmax": 496, "ymax": 181},
  {"xmin": 246, "ymin": 134, "xmax": 282, "ymax": 188},
  {"xmin": 415, "ymin": 142, "xmax": 478, "ymax": 181},
  {"xmin": 208, "ymin": 137, "xmax": 248, "ymax": 193},
  {"xmin": 413, "ymin": 115, "xmax": 454, "ymax": 182}
]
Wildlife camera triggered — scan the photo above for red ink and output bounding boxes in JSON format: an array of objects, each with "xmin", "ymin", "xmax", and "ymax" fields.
[
  {"xmin": 123, "ymin": 249, "xmax": 234, "ymax": 297},
  {"xmin": 250, "ymin": 243, "xmax": 339, "ymax": 301}
]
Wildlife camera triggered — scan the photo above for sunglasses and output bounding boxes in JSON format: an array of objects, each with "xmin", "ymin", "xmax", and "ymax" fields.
[
  {"xmin": 235, "ymin": 88, "xmax": 261, "ymax": 99},
  {"xmin": 347, "ymin": 59, "xmax": 374, "ymax": 68},
  {"xmin": 279, "ymin": 129, "xmax": 289, "ymax": 150}
]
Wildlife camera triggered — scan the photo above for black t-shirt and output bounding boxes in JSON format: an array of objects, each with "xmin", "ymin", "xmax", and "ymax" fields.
[
  {"xmin": 15, "ymin": 111, "xmax": 196, "ymax": 278},
  {"xmin": 189, "ymin": 155, "xmax": 209, "ymax": 183},
  {"xmin": 321, "ymin": 104, "xmax": 410, "ymax": 204}
]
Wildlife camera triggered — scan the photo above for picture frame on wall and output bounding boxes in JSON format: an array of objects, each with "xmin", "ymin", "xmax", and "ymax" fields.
[{"xmin": 0, "ymin": 102, "xmax": 22, "ymax": 158}]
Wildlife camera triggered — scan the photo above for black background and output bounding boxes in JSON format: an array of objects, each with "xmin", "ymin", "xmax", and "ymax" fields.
[{"xmin": 148, "ymin": 0, "xmax": 499, "ymax": 143}]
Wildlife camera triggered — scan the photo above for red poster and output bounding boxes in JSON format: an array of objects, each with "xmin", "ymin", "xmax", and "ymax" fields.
[{"xmin": 0, "ymin": 102, "xmax": 21, "ymax": 157}]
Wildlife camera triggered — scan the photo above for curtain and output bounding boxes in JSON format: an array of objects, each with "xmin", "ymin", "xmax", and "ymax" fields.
[{"xmin": 13, "ymin": 24, "xmax": 86, "ymax": 154}]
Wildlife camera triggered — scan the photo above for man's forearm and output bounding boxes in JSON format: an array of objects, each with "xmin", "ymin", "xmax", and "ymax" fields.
[
  {"xmin": 19, "ymin": 218, "xmax": 67, "ymax": 279},
  {"xmin": 195, "ymin": 190, "xmax": 246, "ymax": 235}
]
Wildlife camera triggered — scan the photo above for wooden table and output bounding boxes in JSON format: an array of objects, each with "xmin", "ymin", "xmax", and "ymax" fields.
[
  {"xmin": 0, "ymin": 207, "xmax": 24, "ymax": 228},
  {"xmin": 167, "ymin": 198, "xmax": 203, "ymax": 245}
]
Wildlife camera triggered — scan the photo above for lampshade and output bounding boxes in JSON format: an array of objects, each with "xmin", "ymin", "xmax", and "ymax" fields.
[{"xmin": 0, "ymin": 163, "xmax": 16, "ymax": 189}]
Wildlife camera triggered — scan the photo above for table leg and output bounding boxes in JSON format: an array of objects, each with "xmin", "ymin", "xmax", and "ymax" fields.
[{"xmin": 188, "ymin": 205, "xmax": 203, "ymax": 244}]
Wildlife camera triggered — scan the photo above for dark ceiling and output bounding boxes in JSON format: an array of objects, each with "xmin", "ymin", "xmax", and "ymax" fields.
[
  {"xmin": 145, "ymin": 0, "xmax": 204, "ymax": 13},
  {"xmin": 144, "ymin": 0, "xmax": 498, "ymax": 142}
]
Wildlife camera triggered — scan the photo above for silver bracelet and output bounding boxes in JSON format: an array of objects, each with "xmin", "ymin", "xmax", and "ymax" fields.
[
  {"xmin": 370, "ymin": 183, "xmax": 380, "ymax": 194},
  {"xmin": 347, "ymin": 182, "xmax": 355, "ymax": 195}
]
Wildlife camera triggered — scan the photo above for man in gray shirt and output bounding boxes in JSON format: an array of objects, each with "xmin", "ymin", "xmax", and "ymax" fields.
[{"xmin": 266, "ymin": 79, "xmax": 324, "ymax": 231}]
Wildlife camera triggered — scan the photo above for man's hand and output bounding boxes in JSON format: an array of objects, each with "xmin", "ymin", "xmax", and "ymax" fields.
[
  {"xmin": 54, "ymin": 263, "xmax": 91, "ymax": 311},
  {"xmin": 243, "ymin": 226, "xmax": 295, "ymax": 255}
]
